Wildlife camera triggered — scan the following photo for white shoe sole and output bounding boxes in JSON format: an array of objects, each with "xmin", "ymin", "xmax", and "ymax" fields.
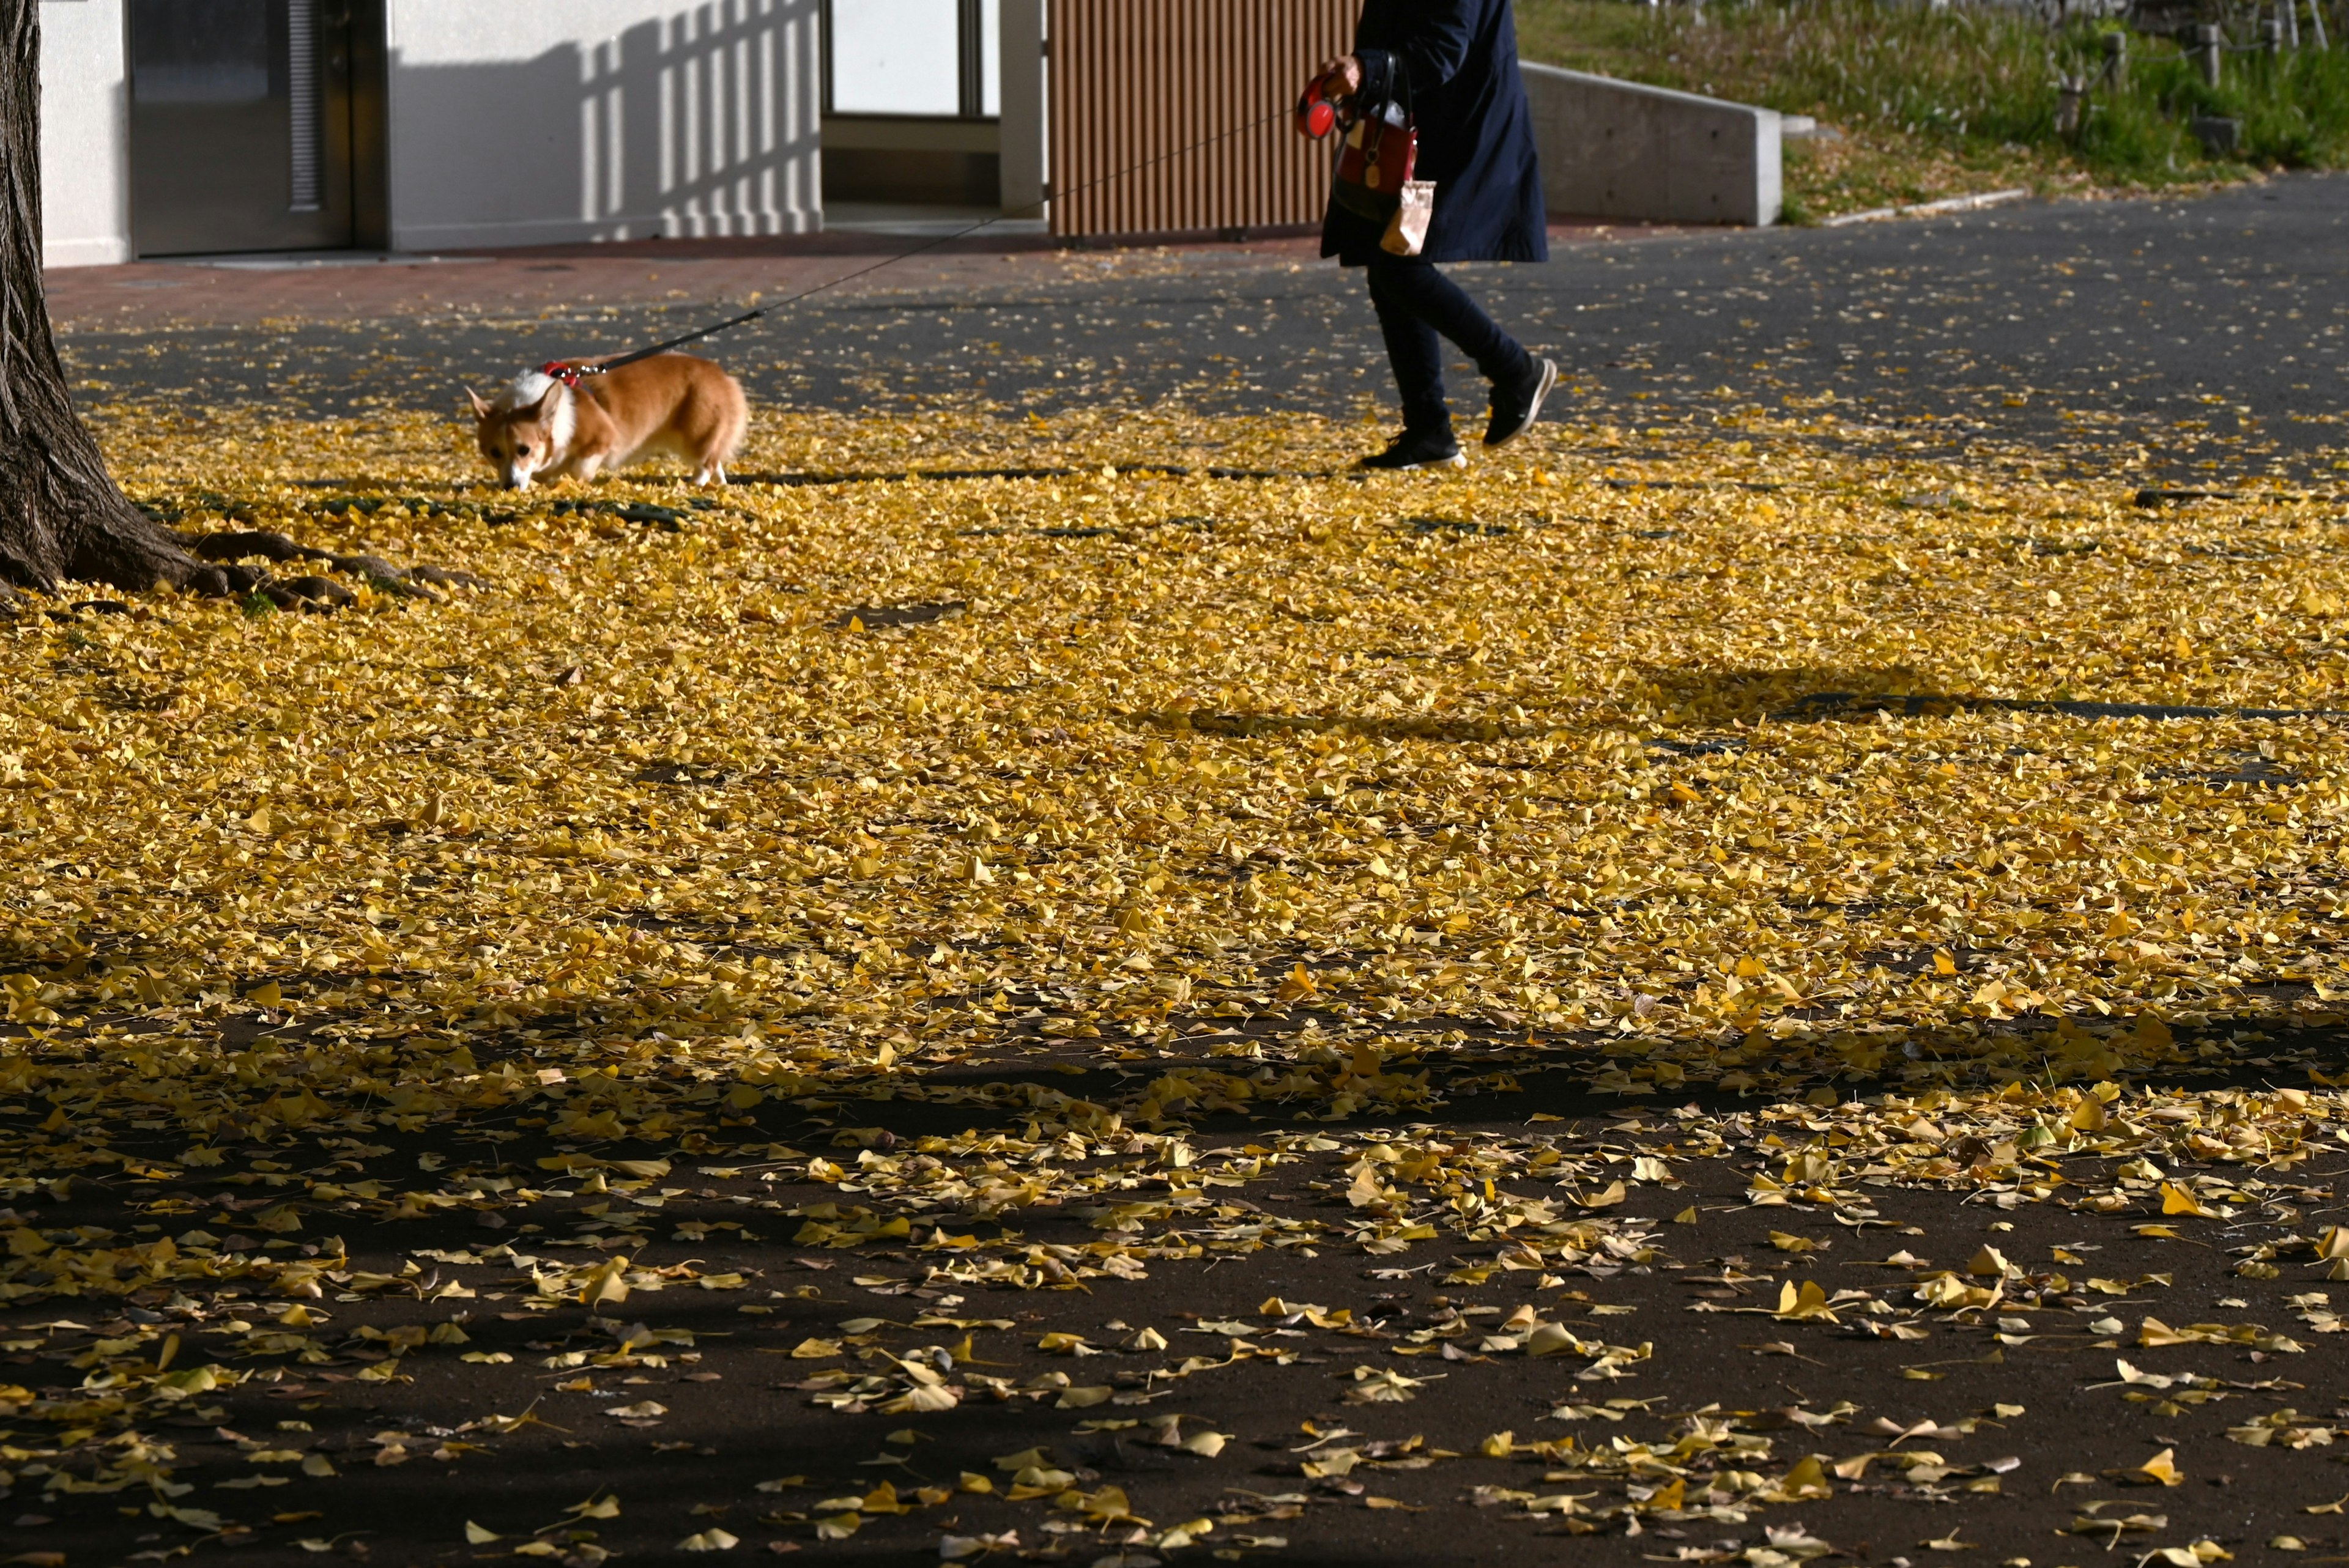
[
  {"xmin": 1485, "ymin": 357, "xmax": 1559, "ymax": 448},
  {"xmin": 1359, "ymin": 449, "xmax": 1468, "ymax": 472}
]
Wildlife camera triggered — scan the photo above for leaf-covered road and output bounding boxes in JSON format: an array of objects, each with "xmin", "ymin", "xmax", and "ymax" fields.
[{"xmin": 9, "ymin": 179, "xmax": 2349, "ymax": 1567}]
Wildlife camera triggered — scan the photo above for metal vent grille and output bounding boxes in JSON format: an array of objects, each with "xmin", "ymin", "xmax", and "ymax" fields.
[{"xmin": 288, "ymin": 0, "xmax": 321, "ymax": 212}]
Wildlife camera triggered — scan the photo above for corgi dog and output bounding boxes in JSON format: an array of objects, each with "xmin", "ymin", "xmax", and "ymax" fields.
[{"xmin": 467, "ymin": 352, "xmax": 747, "ymax": 490}]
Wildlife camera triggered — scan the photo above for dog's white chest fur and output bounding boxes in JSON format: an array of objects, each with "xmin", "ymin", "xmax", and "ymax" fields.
[{"xmin": 496, "ymin": 369, "xmax": 578, "ymax": 456}]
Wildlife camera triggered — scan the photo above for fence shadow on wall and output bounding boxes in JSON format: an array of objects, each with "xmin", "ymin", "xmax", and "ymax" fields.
[{"xmin": 388, "ymin": 0, "xmax": 819, "ymax": 249}]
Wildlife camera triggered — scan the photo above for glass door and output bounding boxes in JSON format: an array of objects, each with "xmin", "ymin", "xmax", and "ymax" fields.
[{"xmin": 128, "ymin": 0, "xmax": 363, "ymax": 255}]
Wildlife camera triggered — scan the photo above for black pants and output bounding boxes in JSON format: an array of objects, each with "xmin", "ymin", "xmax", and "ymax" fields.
[{"xmin": 1366, "ymin": 256, "xmax": 1532, "ymax": 435}]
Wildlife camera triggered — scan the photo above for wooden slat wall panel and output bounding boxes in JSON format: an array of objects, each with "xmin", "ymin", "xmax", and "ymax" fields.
[{"xmin": 1048, "ymin": 0, "xmax": 1358, "ymax": 239}]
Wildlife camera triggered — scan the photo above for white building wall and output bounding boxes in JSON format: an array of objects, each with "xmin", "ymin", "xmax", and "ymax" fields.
[
  {"xmin": 384, "ymin": 0, "xmax": 822, "ymax": 251},
  {"xmin": 38, "ymin": 0, "xmax": 133, "ymax": 268}
]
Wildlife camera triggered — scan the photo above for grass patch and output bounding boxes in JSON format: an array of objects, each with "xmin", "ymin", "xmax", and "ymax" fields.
[{"xmin": 1514, "ymin": 0, "xmax": 2349, "ymax": 218}]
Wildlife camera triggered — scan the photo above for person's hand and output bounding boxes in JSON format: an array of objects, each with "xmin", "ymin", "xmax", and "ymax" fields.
[{"xmin": 1314, "ymin": 54, "xmax": 1362, "ymax": 98}]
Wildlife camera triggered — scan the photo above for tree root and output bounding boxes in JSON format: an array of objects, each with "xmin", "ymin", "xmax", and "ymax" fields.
[
  {"xmin": 0, "ymin": 527, "xmax": 491, "ymax": 616},
  {"xmin": 188, "ymin": 530, "xmax": 491, "ymax": 610}
]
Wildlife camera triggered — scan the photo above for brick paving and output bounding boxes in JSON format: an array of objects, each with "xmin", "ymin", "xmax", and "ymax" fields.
[{"xmin": 43, "ymin": 222, "xmax": 1663, "ymax": 335}]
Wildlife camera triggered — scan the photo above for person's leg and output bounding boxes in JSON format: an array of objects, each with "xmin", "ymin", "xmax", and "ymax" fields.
[
  {"xmin": 1377, "ymin": 262, "xmax": 1532, "ymax": 391},
  {"xmin": 1360, "ymin": 257, "xmax": 1555, "ymax": 463},
  {"xmin": 1367, "ymin": 260, "xmax": 1556, "ymax": 449},
  {"xmin": 1365, "ymin": 261, "xmax": 1453, "ymax": 436}
]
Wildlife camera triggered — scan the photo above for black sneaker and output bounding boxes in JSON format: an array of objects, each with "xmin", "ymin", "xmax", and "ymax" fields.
[
  {"xmin": 1356, "ymin": 426, "xmax": 1466, "ymax": 471},
  {"xmin": 1484, "ymin": 355, "xmax": 1559, "ymax": 448}
]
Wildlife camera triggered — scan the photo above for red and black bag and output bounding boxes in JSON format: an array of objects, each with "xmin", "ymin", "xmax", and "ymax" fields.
[{"xmin": 1330, "ymin": 50, "xmax": 1416, "ymax": 223}]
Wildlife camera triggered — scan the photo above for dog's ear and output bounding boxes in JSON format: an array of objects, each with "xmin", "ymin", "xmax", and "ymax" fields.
[
  {"xmin": 530, "ymin": 381, "xmax": 565, "ymax": 418},
  {"xmin": 465, "ymin": 387, "xmax": 492, "ymax": 421}
]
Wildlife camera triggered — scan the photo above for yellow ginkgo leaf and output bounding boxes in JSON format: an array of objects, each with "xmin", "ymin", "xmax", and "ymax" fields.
[
  {"xmin": 2109, "ymin": 1447, "xmax": 2184, "ymax": 1487},
  {"xmin": 2160, "ymin": 1183, "xmax": 2216, "ymax": 1218}
]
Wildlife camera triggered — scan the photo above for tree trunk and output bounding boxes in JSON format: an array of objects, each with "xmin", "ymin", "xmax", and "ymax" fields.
[{"xmin": 0, "ymin": 0, "xmax": 202, "ymax": 602}]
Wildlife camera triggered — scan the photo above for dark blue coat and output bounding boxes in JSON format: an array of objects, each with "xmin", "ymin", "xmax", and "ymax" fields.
[{"xmin": 1322, "ymin": 0, "xmax": 1548, "ymax": 267}]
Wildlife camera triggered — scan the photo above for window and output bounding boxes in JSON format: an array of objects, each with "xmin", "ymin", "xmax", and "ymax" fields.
[
  {"xmin": 978, "ymin": 0, "xmax": 1000, "ymax": 117},
  {"xmin": 825, "ymin": 0, "xmax": 999, "ymax": 119}
]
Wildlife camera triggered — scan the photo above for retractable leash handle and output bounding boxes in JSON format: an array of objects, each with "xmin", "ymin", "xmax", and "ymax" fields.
[{"xmin": 1295, "ymin": 72, "xmax": 1343, "ymax": 139}]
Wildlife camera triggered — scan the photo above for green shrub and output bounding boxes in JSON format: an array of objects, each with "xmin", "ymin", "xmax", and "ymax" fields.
[{"xmin": 1515, "ymin": 0, "xmax": 2349, "ymax": 185}]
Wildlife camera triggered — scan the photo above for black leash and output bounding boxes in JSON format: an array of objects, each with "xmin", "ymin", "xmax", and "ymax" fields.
[
  {"xmin": 540, "ymin": 305, "xmax": 771, "ymax": 385},
  {"xmin": 539, "ymin": 105, "xmax": 1294, "ymax": 386}
]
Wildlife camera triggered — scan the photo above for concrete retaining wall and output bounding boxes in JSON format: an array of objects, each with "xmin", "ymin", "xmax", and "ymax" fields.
[{"xmin": 1521, "ymin": 62, "xmax": 1780, "ymax": 227}]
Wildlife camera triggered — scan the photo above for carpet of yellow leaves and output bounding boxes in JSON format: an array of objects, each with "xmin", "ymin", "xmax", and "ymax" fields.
[{"xmin": 6, "ymin": 403, "xmax": 2349, "ymax": 1150}]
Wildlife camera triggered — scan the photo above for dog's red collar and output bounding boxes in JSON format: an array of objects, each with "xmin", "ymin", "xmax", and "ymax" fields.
[{"xmin": 539, "ymin": 360, "xmax": 599, "ymax": 387}]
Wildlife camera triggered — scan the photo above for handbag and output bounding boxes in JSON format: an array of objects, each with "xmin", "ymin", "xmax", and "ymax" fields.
[{"xmin": 1331, "ymin": 50, "xmax": 1417, "ymax": 223}]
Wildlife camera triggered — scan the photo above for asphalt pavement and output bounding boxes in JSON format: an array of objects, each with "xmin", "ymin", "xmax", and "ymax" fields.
[{"xmin": 46, "ymin": 172, "xmax": 2349, "ymax": 480}]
